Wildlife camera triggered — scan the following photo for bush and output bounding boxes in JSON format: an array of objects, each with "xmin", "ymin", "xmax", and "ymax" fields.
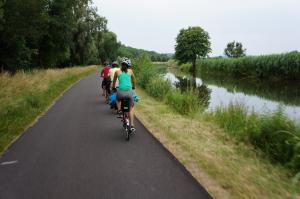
[
  {"xmin": 146, "ymin": 78, "xmax": 172, "ymax": 100},
  {"xmin": 166, "ymin": 89, "xmax": 202, "ymax": 115},
  {"xmin": 132, "ymin": 54, "xmax": 157, "ymax": 89}
]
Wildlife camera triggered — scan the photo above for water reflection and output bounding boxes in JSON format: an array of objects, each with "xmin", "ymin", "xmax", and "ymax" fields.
[
  {"xmin": 164, "ymin": 71, "xmax": 300, "ymax": 122},
  {"xmin": 199, "ymin": 73, "xmax": 300, "ymax": 106}
]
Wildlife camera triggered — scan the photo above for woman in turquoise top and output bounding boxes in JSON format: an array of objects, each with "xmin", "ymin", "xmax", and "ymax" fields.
[{"xmin": 112, "ymin": 58, "xmax": 137, "ymax": 132}]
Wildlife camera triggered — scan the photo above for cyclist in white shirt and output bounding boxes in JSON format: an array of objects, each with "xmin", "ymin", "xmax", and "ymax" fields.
[{"xmin": 109, "ymin": 61, "xmax": 119, "ymax": 88}]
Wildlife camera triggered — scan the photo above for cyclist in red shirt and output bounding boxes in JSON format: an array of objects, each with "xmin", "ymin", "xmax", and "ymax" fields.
[{"xmin": 101, "ymin": 63, "xmax": 111, "ymax": 103}]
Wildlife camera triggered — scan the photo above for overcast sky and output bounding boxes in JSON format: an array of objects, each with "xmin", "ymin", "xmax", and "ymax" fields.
[{"xmin": 94, "ymin": 0, "xmax": 300, "ymax": 56}]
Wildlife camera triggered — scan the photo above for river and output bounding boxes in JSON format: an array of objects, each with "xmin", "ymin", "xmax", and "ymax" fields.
[{"xmin": 164, "ymin": 69, "xmax": 300, "ymax": 122}]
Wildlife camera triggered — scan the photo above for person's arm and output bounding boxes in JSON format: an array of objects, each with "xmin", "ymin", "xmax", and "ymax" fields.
[
  {"xmin": 101, "ymin": 68, "xmax": 104, "ymax": 77},
  {"xmin": 112, "ymin": 71, "xmax": 118, "ymax": 88},
  {"xmin": 131, "ymin": 70, "xmax": 136, "ymax": 89}
]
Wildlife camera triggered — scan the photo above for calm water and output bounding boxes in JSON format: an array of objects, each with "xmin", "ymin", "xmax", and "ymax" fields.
[{"xmin": 164, "ymin": 71, "xmax": 300, "ymax": 122}]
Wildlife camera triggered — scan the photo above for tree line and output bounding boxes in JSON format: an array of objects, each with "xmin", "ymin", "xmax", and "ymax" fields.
[
  {"xmin": 118, "ymin": 45, "xmax": 173, "ymax": 62},
  {"xmin": 0, "ymin": 0, "xmax": 172, "ymax": 73},
  {"xmin": 0, "ymin": 0, "xmax": 120, "ymax": 72}
]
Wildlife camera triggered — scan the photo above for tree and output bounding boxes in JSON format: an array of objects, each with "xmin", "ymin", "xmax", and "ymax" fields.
[
  {"xmin": 39, "ymin": 0, "xmax": 76, "ymax": 67},
  {"xmin": 175, "ymin": 26, "xmax": 211, "ymax": 75},
  {"xmin": 70, "ymin": 4, "xmax": 108, "ymax": 65},
  {"xmin": 0, "ymin": 0, "xmax": 48, "ymax": 71},
  {"xmin": 0, "ymin": 0, "xmax": 121, "ymax": 71},
  {"xmin": 0, "ymin": 0, "xmax": 4, "ymax": 28},
  {"xmin": 224, "ymin": 41, "xmax": 246, "ymax": 58}
]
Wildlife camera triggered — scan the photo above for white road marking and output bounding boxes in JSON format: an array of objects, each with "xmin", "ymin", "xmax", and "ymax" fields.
[{"xmin": 1, "ymin": 160, "xmax": 18, "ymax": 166}]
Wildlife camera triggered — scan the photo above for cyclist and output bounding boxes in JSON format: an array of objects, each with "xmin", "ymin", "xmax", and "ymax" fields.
[
  {"xmin": 109, "ymin": 61, "xmax": 119, "ymax": 88},
  {"xmin": 112, "ymin": 58, "xmax": 136, "ymax": 132},
  {"xmin": 101, "ymin": 62, "xmax": 111, "ymax": 102},
  {"xmin": 108, "ymin": 61, "xmax": 119, "ymax": 110}
]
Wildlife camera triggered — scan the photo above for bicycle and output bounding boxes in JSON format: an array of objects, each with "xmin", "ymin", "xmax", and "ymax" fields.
[{"xmin": 121, "ymin": 97, "xmax": 133, "ymax": 141}]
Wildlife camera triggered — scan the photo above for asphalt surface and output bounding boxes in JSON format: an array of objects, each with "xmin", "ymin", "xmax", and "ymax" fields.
[{"xmin": 0, "ymin": 73, "xmax": 212, "ymax": 199}]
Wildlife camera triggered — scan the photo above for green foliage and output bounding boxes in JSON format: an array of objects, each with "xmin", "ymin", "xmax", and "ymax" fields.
[
  {"xmin": 96, "ymin": 31, "xmax": 120, "ymax": 64},
  {"xmin": 166, "ymin": 89, "xmax": 202, "ymax": 115},
  {"xmin": 212, "ymin": 102, "xmax": 253, "ymax": 139},
  {"xmin": 209, "ymin": 103, "xmax": 300, "ymax": 172},
  {"xmin": 132, "ymin": 54, "xmax": 157, "ymax": 89},
  {"xmin": 249, "ymin": 109, "xmax": 299, "ymax": 165},
  {"xmin": 179, "ymin": 63, "xmax": 192, "ymax": 72},
  {"xmin": 199, "ymin": 51, "xmax": 300, "ymax": 80},
  {"xmin": 0, "ymin": 0, "xmax": 48, "ymax": 70},
  {"xmin": 0, "ymin": 0, "xmax": 119, "ymax": 71},
  {"xmin": 118, "ymin": 45, "xmax": 172, "ymax": 62},
  {"xmin": 134, "ymin": 54, "xmax": 204, "ymax": 115},
  {"xmin": 175, "ymin": 26, "xmax": 211, "ymax": 73},
  {"xmin": 146, "ymin": 78, "xmax": 172, "ymax": 100},
  {"xmin": 0, "ymin": 0, "xmax": 5, "ymax": 30},
  {"xmin": 224, "ymin": 41, "xmax": 246, "ymax": 58}
]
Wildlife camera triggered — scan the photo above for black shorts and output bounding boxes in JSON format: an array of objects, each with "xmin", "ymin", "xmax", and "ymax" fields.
[
  {"xmin": 101, "ymin": 78, "xmax": 110, "ymax": 88},
  {"xmin": 102, "ymin": 78, "xmax": 111, "ymax": 94}
]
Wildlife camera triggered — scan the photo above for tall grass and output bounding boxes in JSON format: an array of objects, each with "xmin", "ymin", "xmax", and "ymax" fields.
[
  {"xmin": 199, "ymin": 51, "xmax": 300, "ymax": 80},
  {"xmin": 207, "ymin": 103, "xmax": 300, "ymax": 173},
  {"xmin": 166, "ymin": 89, "xmax": 202, "ymax": 115},
  {"xmin": 0, "ymin": 66, "xmax": 97, "ymax": 153}
]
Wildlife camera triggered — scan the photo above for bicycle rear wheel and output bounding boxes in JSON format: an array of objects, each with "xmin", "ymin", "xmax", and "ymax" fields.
[{"xmin": 126, "ymin": 127, "xmax": 130, "ymax": 141}]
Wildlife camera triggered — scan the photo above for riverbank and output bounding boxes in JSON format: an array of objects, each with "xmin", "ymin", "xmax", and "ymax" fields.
[
  {"xmin": 135, "ymin": 88, "xmax": 300, "ymax": 199},
  {"xmin": 0, "ymin": 66, "xmax": 97, "ymax": 153}
]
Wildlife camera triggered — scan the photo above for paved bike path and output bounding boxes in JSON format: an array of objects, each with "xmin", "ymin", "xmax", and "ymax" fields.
[{"xmin": 0, "ymin": 73, "xmax": 212, "ymax": 199}]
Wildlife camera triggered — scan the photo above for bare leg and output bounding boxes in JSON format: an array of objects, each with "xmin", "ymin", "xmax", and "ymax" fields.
[
  {"xmin": 129, "ymin": 106, "xmax": 135, "ymax": 126},
  {"xmin": 105, "ymin": 90, "xmax": 109, "ymax": 103},
  {"xmin": 116, "ymin": 100, "xmax": 121, "ymax": 110}
]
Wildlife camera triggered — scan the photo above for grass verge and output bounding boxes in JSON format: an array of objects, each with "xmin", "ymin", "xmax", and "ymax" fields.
[
  {"xmin": 0, "ymin": 66, "xmax": 97, "ymax": 153},
  {"xmin": 135, "ymin": 88, "xmax": 300, "ymax": 199}
]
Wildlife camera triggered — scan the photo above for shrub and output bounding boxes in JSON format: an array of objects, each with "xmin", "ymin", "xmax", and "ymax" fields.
[
  {"xmin": 166, "ymin": 89, "xmax": 202, "ymax": 115},
  {"xmin": 146, "ymin": 78, "xmax": 172, "ymax": 100},
  {"xmin": 132, "ymin": 53, "xmax": 157, "ymax": 89}
]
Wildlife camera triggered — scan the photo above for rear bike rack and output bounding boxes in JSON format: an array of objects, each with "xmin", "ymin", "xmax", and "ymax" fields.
[{"xmin": 121, "ymin": 98, "xmax": 131, "ymax": 141}]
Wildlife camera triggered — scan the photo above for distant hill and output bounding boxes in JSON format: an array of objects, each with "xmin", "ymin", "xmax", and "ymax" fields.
[{"xmin": 118, "ymin": 45, "xmax": 173, "ymax": 62}]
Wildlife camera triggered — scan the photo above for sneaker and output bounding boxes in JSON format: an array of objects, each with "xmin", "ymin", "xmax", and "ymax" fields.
[
  {"xmin": 130, "ymin": 126, "xmax": 136, "ymax": 133},
  {"xmin": 117, "ymin": 110, "xmax": 122, "ymax": 118}
]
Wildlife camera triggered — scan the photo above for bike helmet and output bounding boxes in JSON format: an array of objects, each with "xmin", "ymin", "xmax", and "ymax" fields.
[
  {"xmin": 112, "ymin": 61, "xmax": 119, "ymax": 67},
  {"xmin": 121, "ymin": 57, "xmax": 132, "ymax": 67}
]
